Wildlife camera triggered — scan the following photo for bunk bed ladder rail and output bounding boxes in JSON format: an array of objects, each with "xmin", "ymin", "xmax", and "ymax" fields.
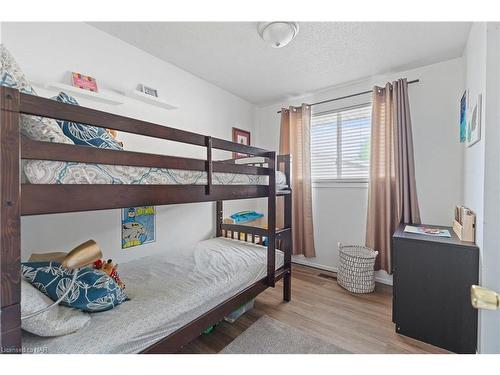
[
  {"xmin": 205, "ymin": 136, "xmax": 212, "ymax": 195},
  {"xmin": 216, "ymin": 153, "xmax": 293, "ymax": 296},
  {"xmin": 0, "ymin": 87, "xmax": 22, "ymax": 353},
  {"xmin": 216, "ymin": 152, "xmax": 277, "ymax": 287},
  {"xmin": 278, "ymin": 154, "xmax": 292, "ymax": 301},
  {"xmin": 266, "ymin": 151, "xmax": 276, "ymax": 287}
]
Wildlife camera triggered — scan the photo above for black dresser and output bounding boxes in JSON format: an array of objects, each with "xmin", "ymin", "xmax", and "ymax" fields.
[{"xmin": 392, "ymin": 223, "xmax": 479, "ymax": 353}]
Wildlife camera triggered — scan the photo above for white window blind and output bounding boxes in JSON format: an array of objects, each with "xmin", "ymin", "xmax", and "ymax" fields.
[{"xmin": 311, "ymin": 104, "xmax": 371, "ymax": 181}]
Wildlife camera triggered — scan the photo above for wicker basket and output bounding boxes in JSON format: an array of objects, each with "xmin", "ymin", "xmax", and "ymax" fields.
[{"xmin": 337, "ymin": 243, "xmax": 378, "ymax": 294}]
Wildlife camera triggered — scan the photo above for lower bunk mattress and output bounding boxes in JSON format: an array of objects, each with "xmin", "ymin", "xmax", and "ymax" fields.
[
  {"xmin": 23, "ymin": 159, "xmax": 288, "ymax": 188},
  {"xmin": 22, "ymin": 237, "xmax": 284, "ymax": 354}
]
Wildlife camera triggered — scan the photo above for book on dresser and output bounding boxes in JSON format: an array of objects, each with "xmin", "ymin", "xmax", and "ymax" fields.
[{"xmin": 392, "ymin": 223, "xmax": 479, "ymax": 354}]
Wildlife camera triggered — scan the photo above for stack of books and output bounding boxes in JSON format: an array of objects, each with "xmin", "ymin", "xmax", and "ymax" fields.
[{"xmin": 404, "ymin": 225, "xmax": 451, "ymax": 238}]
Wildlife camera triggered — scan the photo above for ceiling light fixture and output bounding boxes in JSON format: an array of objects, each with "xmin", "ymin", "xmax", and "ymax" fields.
[{"xmin": 258, "ymin": 22, "xmax": 299, "ymax": 49}]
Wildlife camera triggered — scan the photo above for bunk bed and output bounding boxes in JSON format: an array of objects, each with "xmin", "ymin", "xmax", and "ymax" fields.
[{"xmin": 0, "ymin": 86, "xmax": 292, "ymax": 354}]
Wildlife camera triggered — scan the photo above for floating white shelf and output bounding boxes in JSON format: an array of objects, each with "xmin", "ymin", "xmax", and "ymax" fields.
[
  {"xmin": 129, "ymin": 89, "xmax": 179, "ymax": 110},
  {"xmin": 34, "ymin": 82, "xmax": 179, "ymax": 110},
  {"xmin": 43, "ymin": 82, "xmax": 124, "ymax": 106}
]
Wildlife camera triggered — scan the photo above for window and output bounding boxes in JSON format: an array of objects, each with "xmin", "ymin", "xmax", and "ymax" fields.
[{"xmin": 311, "ymin": 104, "xmax": 371, "ymax": 182}]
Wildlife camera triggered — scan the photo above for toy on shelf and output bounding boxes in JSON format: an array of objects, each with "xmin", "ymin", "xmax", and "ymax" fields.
[
  {"xmin": 93, "ymin": 258, "xmax": 126, "ymax": 289},
  {"xmin": 228, "ymin": 210, "xmax": 264, "ymax": 224}
]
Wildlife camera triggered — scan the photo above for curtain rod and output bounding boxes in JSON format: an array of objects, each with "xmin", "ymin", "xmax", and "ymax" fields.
[{"xmin": 276, "ymin": 79, "xmax": 420, "ymax": 114}]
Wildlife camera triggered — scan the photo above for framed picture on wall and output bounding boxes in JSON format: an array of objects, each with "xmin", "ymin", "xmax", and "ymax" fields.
[
  {"xmin": 459, "ymin": 90, "xmax": 467, "ymax": 143},
  {"xmin": 232, "ymin": 127, "xmax": 251, "ymax": 158},
  {"xmin": 121, "ymin": 206, "xmax": 156, "ymax": 249},
  {"xmin": 467, "ymin": 94, "xmax": 482, "ymax": 147}
]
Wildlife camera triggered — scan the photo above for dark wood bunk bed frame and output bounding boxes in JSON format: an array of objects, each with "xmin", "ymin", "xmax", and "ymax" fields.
[{"xmin": 0, "ymin": 87, "xmax": 292, "ymax": 354}]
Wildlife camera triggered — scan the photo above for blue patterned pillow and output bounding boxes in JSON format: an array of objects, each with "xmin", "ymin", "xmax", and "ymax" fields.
[
  {"xmin": 21, "ymin": 261, "xmax": 128, "ymax": 312},
  {"xmin": 1, "ymin": 44, "xmax": 74, "ymax": 145},
  {"xmin": 52, "ymin": 91, "xmax": 123, "ymax": 150}
]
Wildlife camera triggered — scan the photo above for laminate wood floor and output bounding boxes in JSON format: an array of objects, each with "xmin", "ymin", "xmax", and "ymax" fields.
[{"xmin": 178, "ymin": 264, "xmax": 449, "ymax": 354}]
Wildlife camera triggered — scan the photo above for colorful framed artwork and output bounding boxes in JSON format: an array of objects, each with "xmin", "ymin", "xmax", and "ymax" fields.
[
  {"xmin": 121, "ymin": 206, "xmax": 156, "ymax": 249},
  {"xmin": 467, "ymin": 94, "xmax": 482, "ymax": 147},
  {"xmin": 71, "ymin": 72, "xmax": 98, "ymax": 92},
  {"xmin": 459, "ymin": 90, "xmax": 467, "ymax": 143},
  {"xmin": 232, "ymin": 127, "xmax": 251, "ymax": 159}
]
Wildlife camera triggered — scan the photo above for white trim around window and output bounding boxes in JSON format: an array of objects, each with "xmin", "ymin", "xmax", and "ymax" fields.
[{"xmin": 311, "ymin": 102, "xmax": 372, "ymax": 183}]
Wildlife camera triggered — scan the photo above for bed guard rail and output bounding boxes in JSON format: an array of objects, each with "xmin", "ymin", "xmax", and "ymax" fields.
[{"xmin": 0, "ymin": 87, "xmax": 280, "ymax": 214}]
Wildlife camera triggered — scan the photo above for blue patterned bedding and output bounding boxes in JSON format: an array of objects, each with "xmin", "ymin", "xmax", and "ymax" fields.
[{"xmin": 23, "ymin": 160, "xmax": 287, "ymax": 187}]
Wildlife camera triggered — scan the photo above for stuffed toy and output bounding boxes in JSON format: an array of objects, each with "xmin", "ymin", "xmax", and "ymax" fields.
[
  {"xmin": 93, "ymin": 258, "xmax": 126, "ymax": 290},
  {"xmin": 105, "ymin": 129, "xmax": 123, "ymax": 147}
]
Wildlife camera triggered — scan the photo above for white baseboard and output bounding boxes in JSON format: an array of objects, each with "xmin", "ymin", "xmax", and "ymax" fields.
[{"xmin": 291, "ymin": 257, "xmax": 393, "ymax": 286}]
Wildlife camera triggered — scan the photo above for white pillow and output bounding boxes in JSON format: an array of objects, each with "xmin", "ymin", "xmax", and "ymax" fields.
[{"xmin": 21, "ymin": 279, "xmax": 90, "ymax": 337}]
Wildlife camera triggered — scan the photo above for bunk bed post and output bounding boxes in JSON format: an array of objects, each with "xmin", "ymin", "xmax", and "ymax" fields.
[
  {"xmin": 0, "ymin": 87, "xmax": 22, "ymax": 353},
  {"xmin": 267, "ymin": 151, "xmax": 276, "ymax": 287},
  {"xmin": 205, "ymin": 136, "xmax": 213, "ymax": 195},
  {"xmin": 282, "ymin": 154, "xmax": 292, "ymax": 302},
  {"xmin": 215, "ymin": 201, "xmax": 223, "ymax": 237}
]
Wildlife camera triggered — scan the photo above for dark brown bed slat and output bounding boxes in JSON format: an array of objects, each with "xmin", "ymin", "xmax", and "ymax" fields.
[
  {"xmin": 215, "ymin": 201, "xmax": 223, "ymax": 237},
  {"xmin": 19, "ymin": 93, "xmax": 270, "ymax": 156},
  {"xmin": 142, "ymin": 268, "xmax": 286, "ymax": 354},
  {"xmin": 214, "ymin": 162, "xmax": 269, "ymax": 176},
  {"xmin": 20, "ymin": 93, "xmax": 206, "ymax": 146},
  {"xmin": 206, "ymin": 136, "xmax": 212, "ymax": 194},
  {"xmin": 21, "ymin": 184, "xmax": 269, "ymax": 215},
  {"xmin": 267, "ymin": 151, "xmax": 276, "ymax": 287},
  {"xmin": 211, "ymin": 137, "xmax": 271, "ymax": 157},
  {"xmin": 21, "ymin": 138, "xmax": 206, "ymax": 171},
  {"xmin": 277, "ymin": 154, "xmax": 292, "ymax": 301},
  {"xmin": 276, "ymin": 227, "xmax": 291, "ymax": 237}
]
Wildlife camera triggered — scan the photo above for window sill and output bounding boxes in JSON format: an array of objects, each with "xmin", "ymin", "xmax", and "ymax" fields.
[{"xmin": 312, "ymin": 180, "xmax": 369, "ymax": 189}]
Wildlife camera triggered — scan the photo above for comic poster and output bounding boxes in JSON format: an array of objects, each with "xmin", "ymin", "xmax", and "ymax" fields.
[{"xmin": 121, "ymin": 206, "xmax": 156, "ymax": 249}]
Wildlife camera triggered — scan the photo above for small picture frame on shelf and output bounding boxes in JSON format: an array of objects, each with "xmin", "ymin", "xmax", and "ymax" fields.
[
  {"xmin": 139, "ymin": 84, "xmax": 158, "ymax": 98},
  {"xmin": 232, "ymin": 127, "xmax": 251, "ymax": 159},
  {"xmin": 71, "ymin": 72, "xmax": 98, "ymax": 92}
]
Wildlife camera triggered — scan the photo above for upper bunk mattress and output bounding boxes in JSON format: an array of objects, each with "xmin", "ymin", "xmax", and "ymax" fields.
[
  {"xmin": 23, "ymin": 160, "xmax": 288, "ymax": 188},
  {"xmin": 22, "ymin": 237, "xmax": 284, "ymax": 354}
]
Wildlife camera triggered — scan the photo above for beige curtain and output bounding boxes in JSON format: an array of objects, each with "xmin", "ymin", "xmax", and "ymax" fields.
[
  {"xmin": 279, "ymin": 104, "xmax": 316, "ymax": 257},
  {"xmin": 366, "ymin": 79, "xmax": 421, "ymax": 273}
]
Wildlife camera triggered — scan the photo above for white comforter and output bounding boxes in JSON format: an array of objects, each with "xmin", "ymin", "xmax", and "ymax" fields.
[{"xmin": 22, "ymin": 238, "xmax": 284, "ymax": 354}]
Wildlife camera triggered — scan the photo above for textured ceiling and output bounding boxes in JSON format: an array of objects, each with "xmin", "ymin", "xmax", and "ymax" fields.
[{"xmin": 89, "ymin": 22, "xmax": 471, "ymax": 105}]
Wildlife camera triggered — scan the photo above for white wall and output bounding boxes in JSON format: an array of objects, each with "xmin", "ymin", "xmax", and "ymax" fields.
[
  {"xmin": 463, "ymin": 22, "xmax": 500, "ymax": 354},
  {"xmin": 463, "ymin": 23, "xmax": 486, "ymax": 255},
  {"xmin": 255, "ymin": 57, "xmax": 465, "ymax": 284},
  {"xmin": 1, "ymin": 22, "xmax": 258, "ymax": 263},
  {"xmin": 481, "ymin": 23, "xmax": 500, "ymax": 354}
]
